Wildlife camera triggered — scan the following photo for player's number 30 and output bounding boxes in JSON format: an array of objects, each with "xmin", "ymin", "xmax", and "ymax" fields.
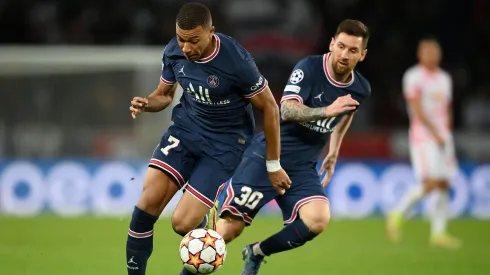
[{"xmin": 234, "ymin": 186, "xmax": 264, "ymax": 210}]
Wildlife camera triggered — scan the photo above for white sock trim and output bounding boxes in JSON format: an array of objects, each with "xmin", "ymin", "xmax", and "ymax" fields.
[{"xmin": 253, "ymin": 243, "xmax": 266, "ymax": 257}]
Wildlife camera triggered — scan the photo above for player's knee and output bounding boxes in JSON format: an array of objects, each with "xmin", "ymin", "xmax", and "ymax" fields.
[
  {"xmin": 438, "ymin": 180, "xmax": 449, "ymax": 190},
  {"xmin": 137, "ymin": 189, "xmax": 162, "ymax": 214},
  {"xmin": 171, "ymin": 216, "xmax": 196, "ymax": 237},
  {"xmin": 217, "ymin": 213, "xmax": 245, "ymax": 243},
  {"xmin": 306, "ymin": 212, "xmax": 330, "ymax": 234},
  {"xmin": 137, "ymin": 188, "xmax": 168, "ymax": 216},
  {"xmin": 424, "ymin": 178, "xmax": 448, "ymax": 192},
  {"xmin": 301, "ymin": 203, "xmax": 331, "ymax": 234}
]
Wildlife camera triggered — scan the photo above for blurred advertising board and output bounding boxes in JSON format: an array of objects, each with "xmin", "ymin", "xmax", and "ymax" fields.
[{"xmin": 0, "ymin": 159, "xmax": 489, "ymax": 219}]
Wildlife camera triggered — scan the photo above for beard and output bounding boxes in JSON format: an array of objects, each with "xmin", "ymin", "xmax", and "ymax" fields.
[{"xmin": 332, "ymin": 58, "xmax": 354, "ymax": 76}]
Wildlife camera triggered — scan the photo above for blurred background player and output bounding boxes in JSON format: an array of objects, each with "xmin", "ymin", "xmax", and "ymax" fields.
[
  {"xmin": 212, "ymin": 19, "xmax": 371, "ymax": 275},
  {"xmin": 387, "ymin": 37, "xmax": 460, "ymax": 249},
  {"xmin": 127, "ymin": 3, "xmax": 290, "ymax": 275}
]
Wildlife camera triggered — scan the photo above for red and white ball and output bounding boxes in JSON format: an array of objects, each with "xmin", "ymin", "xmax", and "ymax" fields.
[{"xmin": 179, "ymin": 228, "xmax": 227, "ymax": 274}]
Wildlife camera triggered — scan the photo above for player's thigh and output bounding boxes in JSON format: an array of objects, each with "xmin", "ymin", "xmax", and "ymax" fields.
[
  {"xmin": 149, "ymin": 128, "xmax": 197, "ymax": 188},
  {"xmin": 140, "ymin": 129, "xmax": 197, "ymax": 215},
  {"xmin": 219, "ymin": 156, "xmax": 277, "ymax": 226},
  {"xmin": 410, "ymin": 140, "xmax": 446, "ymax": 183},
  {"xmin": 172, "ymin": 150, "xmax": 242, "ymax": 230},
  {"xmin": 277, "ymin": 174, "xmax": 329, "ymax": 233}
]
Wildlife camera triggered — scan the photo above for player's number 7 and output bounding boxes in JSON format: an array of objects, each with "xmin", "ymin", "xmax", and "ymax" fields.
[{"xmin": 161, "ymin": 135, "xmax": 180, "ymax": 156}]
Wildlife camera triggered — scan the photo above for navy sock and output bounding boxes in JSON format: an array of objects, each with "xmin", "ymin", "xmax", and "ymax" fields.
[
  {"xmin": 126, "ymin": 206, "xmax": 159, "ymax": 275},
  {"xmin": 179, "ymin": 268, "xmax": 195, "ymax": 275},
  {"xmin": 196, "ymin": 213, "xmax": 208, "ymax": 229},
  {"xmin": 259, "ymin": 219, "xmax": 318, "ymax": 256}
]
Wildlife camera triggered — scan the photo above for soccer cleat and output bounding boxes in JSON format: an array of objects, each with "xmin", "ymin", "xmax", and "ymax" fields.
[
  {"xmin": 386, "ymin": 212, "xmax": 403, "ymax": 242},
  {"xmin": 241, "ymin": 244, "xmax": 265, "ymax": 275},
  {"xmin": 179, "ymin": 268, "xmax": 194, "ymax": 275},
  {"xmin": 205, "ymin": 200, "xmax": 219, "ymax": 231},
  {"xmin": 430, "ymin": 233, "xmax": 462, "ymax": 249}
]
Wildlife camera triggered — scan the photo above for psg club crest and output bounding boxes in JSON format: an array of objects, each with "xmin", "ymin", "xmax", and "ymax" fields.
[{"xmin": 207, "ymin": 75, "xmax": 219, "ymax": 88}]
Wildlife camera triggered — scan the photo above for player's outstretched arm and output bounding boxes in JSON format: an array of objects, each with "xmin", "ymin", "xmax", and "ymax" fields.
[
  {"xmin": 129, "ymin": 81, "xmax": 178, "ymax": 118},
  {"xmin": 281, "ymin": 94, "xmax": 359, "ymax": 122}
]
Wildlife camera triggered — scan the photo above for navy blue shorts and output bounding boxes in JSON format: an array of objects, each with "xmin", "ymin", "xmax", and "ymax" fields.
[
  {"xmin": 219, "ymin": 145, "xmax": 329, "ymax": 225},
  {"xmin": 149, "ymin": 125, "xmax": 242, "ymax": 208}
]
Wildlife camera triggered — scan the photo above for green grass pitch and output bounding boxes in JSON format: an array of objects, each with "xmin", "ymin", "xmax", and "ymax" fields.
[{"xmin": 1, "ymin": 217, "xmax": 489, "ymax": 275}]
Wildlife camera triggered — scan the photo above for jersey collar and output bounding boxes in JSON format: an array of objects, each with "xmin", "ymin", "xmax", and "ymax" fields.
[
  {"xmin": 323, "ymin": 53, "xmax": 355, "ymax": 88},
  {"xmin": 195, "ymin": 34, "xmax": 221, "ymax": 63}
]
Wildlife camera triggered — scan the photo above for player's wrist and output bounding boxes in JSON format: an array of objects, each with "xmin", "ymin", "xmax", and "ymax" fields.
[
  {"xmin": 266, "ymin": 159, "xmax": 281, "ymax": 172},
  {"xmin": 323, "ymin": 105, "xmax": 334, "ymax": 118}
]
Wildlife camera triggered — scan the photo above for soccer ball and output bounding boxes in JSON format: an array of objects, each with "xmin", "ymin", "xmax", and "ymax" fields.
[{"xmin": 179, "ymin": 228, "xmax": 227, "ymax": 274}]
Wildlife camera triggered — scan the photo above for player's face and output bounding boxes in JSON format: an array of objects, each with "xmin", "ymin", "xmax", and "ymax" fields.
[
  {"xmin": 329, "ymin": 33, "xmax": 367, "ymax": 75},
  {"xmin": 176, "ymin": 24, "xmax": 215, "ymax": 61},
  {"xmin": 418, "ymin": 41, "xmax": 441, "ymax": 69}
]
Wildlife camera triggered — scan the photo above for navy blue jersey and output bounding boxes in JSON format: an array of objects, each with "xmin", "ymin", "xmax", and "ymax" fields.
[
  {"xmin": 253, "ymin": 53, "xmax": 371, "ymax": 164},
  {"xmin": 160, "ymin": 33, "xmax": 268, "ymax": 149}
]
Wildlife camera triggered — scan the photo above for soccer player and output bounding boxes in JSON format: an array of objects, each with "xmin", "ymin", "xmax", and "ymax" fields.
[
  {"xmin": 126, "ymin": 3, "xmax": 291, "ymax": 275},
  {"xmin": 386, "ymin": 37, "xmax": 460, "ymax": 248},
  {"xmin": 211, "ymin": 19, "xmax": 371, "ymax": 274}
]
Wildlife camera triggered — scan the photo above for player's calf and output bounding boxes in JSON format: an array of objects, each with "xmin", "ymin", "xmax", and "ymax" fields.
[
  {"xmin": 216, "ymin": 212, "xmax": 246, "ymax": 243},
  {"xmin": 252, "ymin": 200, "xmax": 330, "ymax": 258}
]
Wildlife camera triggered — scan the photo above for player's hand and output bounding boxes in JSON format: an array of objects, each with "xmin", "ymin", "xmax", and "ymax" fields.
[
  {"xmin": 435, "ymin": 134, "xmax": 445, "ymax": 148},
  {"xmin": 325, "ymin": 94, "xmax": 359, "ymax": 117},
  {"xmin": 130, "ymin": 97, "xmax": 149, "ymax": 119},
  {"xmin": 268, "ymin": 168, "xmax": 291, "ymax": 195},
  {"xmin": 319, "ymin": 154, "xmax": 337, "ymax": 187}
]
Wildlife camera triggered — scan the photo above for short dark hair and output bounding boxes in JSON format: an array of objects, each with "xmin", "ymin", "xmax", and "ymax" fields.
[
  {"xmin": 176, "ymin": 2, "xmax": 212, "ymax": 30},
  {"xmin": 335, "ymin": 19, "xmax": 370, "ymax": 49},
  {"xmin": 419, "ymin": 35, "xmax": 440, "ymax": 46}
]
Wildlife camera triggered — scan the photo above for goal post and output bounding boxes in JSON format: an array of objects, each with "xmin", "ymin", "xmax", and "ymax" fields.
[{"xmin": 0, "ymin": 46, "xmax": 182, "ymax": 159}]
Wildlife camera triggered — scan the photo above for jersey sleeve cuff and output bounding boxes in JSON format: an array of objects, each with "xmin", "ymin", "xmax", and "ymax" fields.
[
  {"xmin": 243, "ymin": 79, "xmax": 268, "ymax": 99},
  {"xmin": 280, "ymin": 94, "xmax": 303, "ymax": 104},
  {"xmin": 160, "ymin": 76, "xmax": 175, "ymax": 85},
  {"xmin": 403, "ymin": 87, "xmax": 421, "ymax": 100}
]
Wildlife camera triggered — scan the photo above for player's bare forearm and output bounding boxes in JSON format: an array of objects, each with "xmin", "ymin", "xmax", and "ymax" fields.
[
  {"xmin": 263, "ymin": 103, "xmax": 281, "ymax": 160},
  {"xmin": 448, "ymin": 104, "xmax": 453, "ymax": 131},
  {"xmin": 144, "ymin": 82, "xmax": 177, "ymax": 112},
  {"xmin": 409, "ymin": 100, "xmax": 439, "ymax": 137},
  {"xmin": 328, "ymin": 113, "xmax": 354, "ymax": 156},
  {"xmin": 280, "ymin": 100, "xmax": 330, "ymax": 122},
  {"xmin": 249, "ymin": 87, "xmax": 281, "ymax": 160}
]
